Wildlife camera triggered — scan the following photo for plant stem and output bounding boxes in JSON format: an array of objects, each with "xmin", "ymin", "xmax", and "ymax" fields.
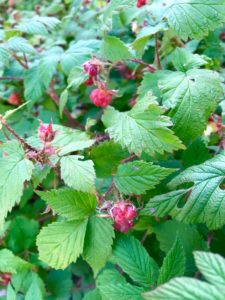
[
  {"xmin": 12, "ymin": 53, "xmax": 29, "ymax": 69},
  {"xmin": 129, "ymin": 58, "xmax": 156, "ymax": 73},
  {"xmin": 155, "ymin": 33, "xmax": 162, "ymax": 70},
  {"xmin": 0, "ymin": 76, "xmax": 23, "ymax": 81},
  {"xmin": 121, "ymin": 153, "xmax": 137, "ymax": 163}
]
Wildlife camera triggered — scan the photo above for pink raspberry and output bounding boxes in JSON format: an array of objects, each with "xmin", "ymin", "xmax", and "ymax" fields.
[
  {"xmin": 38, "ymin": 122, "xmax": 57, "ymax": 143},
  {"xmin": 110, "ymin": 201, "xmax": 137, "ymax": 233},
  {"xmin": 136, "ymin": 0, "xmax": 147, "ymax": 8},
  {"xmin": 83, "ymin": 58, "xmax": 102, "ymax": 77},
  {"xmin": 85, "ymin": 77, "xmax": 94, "ymax": 86},
  {"xmin": 90, "ymin": 88, "xmax": 113, "ymax": 108}
]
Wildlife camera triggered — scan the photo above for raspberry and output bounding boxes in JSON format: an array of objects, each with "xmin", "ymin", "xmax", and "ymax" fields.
[
  {"xmin": 8, "ymin": 92, "xmax": 21, "ymax": 106},
  {"xmin": 85, "ymin": 77, "xmax": 94, "ymax": 86},
  {"xmin": 110, "ymin": 201, "xmax": 137, "ymax": 233},
  {"xmin": 38, "ymin": 122, "xmax": 57, "ymax": 143},
  {"xmin": 0, "ymin": 273, "xmax": 11, "ymax": 286},
  {"xmin": 90, "ymin": 88, "xmax": 113, "ymax": 108},
  {"xmin": 83, "ymin": 58, "xmax": 102, "ymax": 77},
  {"xmin": 136, "ymin": 0, "xmax": 147, "ymax": 8}
]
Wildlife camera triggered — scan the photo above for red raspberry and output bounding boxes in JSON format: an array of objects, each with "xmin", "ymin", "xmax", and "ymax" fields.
[
  {"xmin": 85, "ymin": 77, "xmax": 94, "ymax": 86},
  {"xmin": 136, "ymin": 0, "xmax": 147, "ymax": 8},
  {"xmin": 38, "ymin": 122, "xmax": 57, "ymax": 143},
  {"xmin": 110, "ymin": 201, "xmax": 137, "ymax": 233},
  {"xmin": 83, "ymin": 58, "xmax": 102, "ymax": 77},
  {"xmin": 0, "ymin": 273, "xmax": 11, "ymax": 286},
  {"xmin": 90, "ymin": 88, "xmax": 113, "ymax": 108},
  {"xmin": 8, "ymin": 92, "xmax": 21, "ymax": 106}
]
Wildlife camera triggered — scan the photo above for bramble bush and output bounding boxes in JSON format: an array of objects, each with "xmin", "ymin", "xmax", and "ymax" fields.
[{"xmin": 0, "ymin": 0, "xmax": 225, "ymax": 299}]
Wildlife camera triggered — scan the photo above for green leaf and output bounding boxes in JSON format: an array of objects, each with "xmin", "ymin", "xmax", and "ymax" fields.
[
  {"xmin": 97, "ymin": 268, "xmax": 127, "ymax": 287},
  {"xmin": 59, "ymin": 89, "xmax": 68, "ymax": 118},
  {"xmin": 6, "ymin": 216, "xmax": 39, "ymax": 254},
  {"xmin": 101, "ymin": 36, "xmax": 132, "ymax": 62},
  {"xmin": 157, "ymin": 238, "xmax": 185, "ymax": 285},
  {"xmin": 194, "ymin": 251, "xmax": 225, "ymax": 287},
  {"xmin": 7, "ymin": 284, "xmax": 16, "ymax": 300},
  {"xmin": 172, "ymin": 48, "xmax": 207, "ymax": 72},
  {"xmin": 115, "ymin": 161, "xmax": 175, "ymax": 195},
  {"xmin": 159, "ymin": 69, "xmax": 223, "ymax": 141},
  {"xmin": 143, "ymin": 277, "xmax": 225, "ymax": 300},
  {"xmin": 83, "ymin": 216, "xmax": 115, "ymax": 276},
  {"xmin": 0, "ymin": 141, "xmax": 33, "ymax": 226},
  {"xmin": 24, "ymin": 67, "xmax": 45, "ymax": 102},
  {"xmin": 111, "ymin": 235, "xmax": 159, "ymax": 287},
  {"xmin": 0, "ymin": 249, "xmax": 32, "ymax": 274},
  {"xmin": 67, "ymin": 66, "xmax": 89, "ymax": 88},
  {"xmin": 37, "ymin": 219, "xmax": 87, "ymax": 269},
  {"xmin": 99, "ymin": 282, "xmax": 144, "ymax": 300},
  {"xmin": 84, "ymin": 289, "xmax": 102, "ymax": 300},
  {"xmin": 0, "ymin": 45, "xmax": 9, "ymax": 66},
  {"xmin": 16, "ymin": 16, "xmax": 60, "ymax": 35},
  {"xmin": 60, "ymin": 155, "xmax": 96, "ymax": 193},
  {"xmin": 25, "ymin": 278, "xmax": 43, "ymax": 300},
  {"xmin": 164, "ymin": 0, "xmax": 225, "ymax": 40},
  {"xmin": 6, "ymin": 37, "xmax": 36, "ymax": 54},
  {"xmin": 102, "ymin": 103, "xmax": 184, "ymax": 157},
  {"xmin": 37, "ymin": 188, "xmax": 97, "ymax": 220},
  {"xmin": 47, "ymin": 269, "xmax": 73, "ymax": 299},
  {"xmin": 104, "ymin": 0, "xmax": 136, "ymax": 22},
  {"xmin": 158, "ymin": 153, "xmax": 225, "ymax": 229}
]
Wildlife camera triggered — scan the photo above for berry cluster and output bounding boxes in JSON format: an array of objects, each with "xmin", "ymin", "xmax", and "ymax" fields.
[
  {"xmin": 136, "ymin": 0, "xmax": 147, "ymax": 8},
  {"xmin": 83, "ymin": 58, "xmax": 102, "ymax": 86},
  {"xmin": 110, "ymin": 201, "xmax": 137, "ymax": 233}
]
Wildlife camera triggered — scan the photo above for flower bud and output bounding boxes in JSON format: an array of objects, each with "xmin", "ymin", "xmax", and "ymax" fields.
[{"xmin": 38, "ymin": 122, "xmax": 56, "ymax": 143}]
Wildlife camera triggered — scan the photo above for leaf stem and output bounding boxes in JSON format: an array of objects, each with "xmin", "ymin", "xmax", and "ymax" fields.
[{"xmin": 154, "ymin": 33, "xmax": 162, "ymax": 70}]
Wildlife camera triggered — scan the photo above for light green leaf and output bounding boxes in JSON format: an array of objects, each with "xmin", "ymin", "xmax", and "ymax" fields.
[
  {"xmin": 0, "ymin": 249, "xmax": 32, "ymax": 274},
  {"xmin": 115, "ymin": 161, "xmax": 175, "ymax": 194},
  {"xmin": 111, "ymin": 235, "xmax": 159, "ymax": 287},
  {"xmin": 37, "ymin": 219, "xmax": 87, "ymax": 269},
  {"xmin": 60, "ymin": 155, "xmax": 96, "ymax": 193},
  {"xmin": 143, "ymin": 277, "xmax": 225, "ymax": 300},
  {"xmin": 158, "ymin": 238, "xmax": 185, "ymax": 285},
  {"xmin": 104, "ymin": 0, "xmax": 136, "ymax": 22},
  {"xmin": 101, "ymin": 36, "xmax": 132, "ymax": 62},
  {"xmin": 0, "ymin": 141, "xmax": 33, "ymax": 226},
  {"xmin": 164, "ymin": 0, "xmax": 225, "ymax": 40},
  {"xmin": 83, "ymin": 216, "xmax": 115, "ymax": 276},
  {"xmin": 7, "ymin": 284, "xmax": 16, "ymax": 300},
  {"xmin": 25, "ymin": 278, "xmax": 43, "ymax": 300},
  {"xmin": 102, "ymin": 103, "xmax": 184, "ymax": 157},
  {"xmin": 37, "ymin": 188, "xmax": 97, "ymax": 220},
  {"xmin": 67, "ymin": 66, "xmax": 88, "ymax": 88},
  {"xmin": 194, "ymin": 251, "xmax": 225, "ymax": 287},
  {"xmin": 84, "ymin": 289, "xmax": 102, "ymax": 300},
  {"xmin": 59, "ymin": 89, "xmax": 68, "ymax": 118},
  {"xmin": 6, "ymin": 37, "xmax": 36, "ymax": 54},
  {"xmin": 99, "ymin": 283, "xmax": 144, "ymax": 300},
  {"xmin": 0, "ymin": 45, "xmax": 9, "ymax": 66},
  {"xmin": 24, "ymin": 67, "xmax": 45, "ymax": 101},
  {"xmin": 172, "ymin": 48, "xmax": 207, "ymax": 72},
  {"xmin": 159, "ymin": 69, "xmax": 223, "ymax": 141}
]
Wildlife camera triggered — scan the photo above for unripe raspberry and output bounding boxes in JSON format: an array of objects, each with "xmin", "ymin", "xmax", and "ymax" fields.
[
  {"xmin": 110, "ymin": 201, "xmax": 137, "ymax": 233},
  {"xmin": 83, "ymin": 58, "xmax": 102, "ymax": 77},
  {"xmin": 8, "ymin": 92, "xmax": 21, "ymax": 106},
  {"xmin": 90, "ymin": 88, "xmax": 113, "ymax": 108},
  {"xmin": 136, "ymin": 0, "xmax": 147, "ymax": 8},
  {"xmin": 38, "ymin": 122, "xmax": 56, "ymax": 143},
  {"xmin": 85, "ymin": 77, "xmax": 94, "ymax": 86}
]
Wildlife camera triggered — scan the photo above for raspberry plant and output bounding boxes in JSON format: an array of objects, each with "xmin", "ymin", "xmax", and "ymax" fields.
[{"xmin": 0, "ymin": 0, "xmax": 225, "ymax": 299}]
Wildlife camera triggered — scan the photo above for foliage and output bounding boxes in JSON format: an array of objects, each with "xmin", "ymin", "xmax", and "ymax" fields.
[{"xmin": 0, "ymin": 0, "xmax": 224, "ymax": 298}]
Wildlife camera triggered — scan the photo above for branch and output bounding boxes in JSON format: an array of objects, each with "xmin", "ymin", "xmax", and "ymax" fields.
[
  {"xmin": 154, "ymin": 33, "xmax": 162, "ymax": 70},
  {"xmin": 12, "ymin": 53, "xmax": 29, "ymax": 70},
  {"xmin": 49, "ymin": 81, "xmax": 85, "ymax": 130},
  {"xmin": 0, "ymin": 76, "xmax": 23, "ymax": 81},
  {"xmin": 129, "ymin": 58, "xmax": 156, "ymax": 73},
  {"xmin": 121, "ymin": 153, "xmax": 137, "ymax": 164}
]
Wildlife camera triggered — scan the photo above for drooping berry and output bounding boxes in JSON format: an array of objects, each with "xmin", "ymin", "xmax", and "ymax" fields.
[
  {"xmin": 38, "ymin": 122, "xmax": 57, "ymax": 143},
  {"xmin": 8, "ymin": 92, "xmax": 21, "ymax": 106},
  {"xmin": 90, "ymin": 88, "xmax": 114, "ymax": 108},
  {"xmin": 85, "ymin": 76, "xmax": 94, "ymax": 86},
  {"xmin": 83, "ymin": 58, "xmax": 102, "ymax": 77},
  {"xmin": 110, "ymin": 201, "xmax": 137, "ymax": 233},
  {"xmin": 136, "ymin": 0, "xmax": 147, "ymax": 8}
]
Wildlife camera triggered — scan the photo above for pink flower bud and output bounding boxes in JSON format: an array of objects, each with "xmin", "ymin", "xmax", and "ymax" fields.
[{"xmin": 38, "ymin": 122, "xmax": 56, "ymax": 143}]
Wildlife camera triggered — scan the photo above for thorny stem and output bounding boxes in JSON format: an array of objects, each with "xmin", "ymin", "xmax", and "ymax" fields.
[
  {"xmin": 49, "ymin": 81, "xmax": 85, "ymax": 130},
  {"xmin": 0, "ymin": 76, "xmax": 23, "ymax": 81},
  {"xmin": 0, "ymin": 115, "xmax": 38, "ymax": 152},
  {"xmin": 154, "ymin": 33, "xmax": 162, "ymax": 70},
  {"xmin": 121, "ymin": 153, "xmax": 137, "ymax": 164},
  {"xmin": 129, "ymin": 58, "xmax": 156, "ymax": 73}
]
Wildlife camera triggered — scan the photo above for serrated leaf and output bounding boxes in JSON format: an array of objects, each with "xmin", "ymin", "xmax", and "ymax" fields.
[
  {"xmin": 164, "ymin": 0, "xmax": 225, "ymax": 40},
  {"xmin": 24, "ymin": 67, "xmax": 45, "ymax": 101},
  {"xmin": 172, "ymin": 48, "xmax": 207, "ymax": 72},
  {"xmin": 7, "ymin": 284, "xmax": 16, "ymax": 300},
  {"xmin": 83, "ymin": 216, "xmax": 115, "ymax": 276},
  {"xmin": 194, "ymin": 251, "xmax": 225, "ymax": 287},
  {"xmin": 59, "ymin": 89, "xmax": 68, "ymax": 118},
  {"xmin": 159, "ymin": 69, "xmax": 223, "ymax": 142},
  {"xmin": 0, "ymin": 249, "xmax": 32, "ymax": 274},
  {"xmin": 101, "ymin": 36, "xmax": 132, "ymax": 62},
  {"xmin": 158, "ymin": 238, "xmax": 185, "ymax": 285},
  {"xmin": 67, "ymin": 66, "xmax": 88, "ymax": 88},
  {"xmin": 0, "ymin": 45, "xmax": 9, "ymax": 66},
  {"xmin": 102, "ymin": 103, "xmax": 184, "ymax": 157},
  {"xmin": 25, "ymin": 278, "xmax": 43, "ymax": 300},
  {"xmin": 60, "ymin": 155, "xmax": 96, "ymax": 193},
  {"xmin": 37, "ymin": 219, "xmax": 87, "ymax": 269},
  {"xmin": 0, "ymin": 141, "xmax": 33, "ymax": 226},
  {"xmin": 111, "ymin": 235, "xmax": 159, "ymax": 287},
  {"xmin": 37, "ymin": 188, "xmax": 97, "ymax": 220},
  {"xmin": 115, "ymin": 161, "xmax": 175, "ymax": 195},
  {"xmin": 104, "ymin": 0, "xmax": 136, "ymax": 22},
  {"xmin": 99, "ymin": 282, "xmax": 144, "ymax": 300},
  {"xmin": 143, "ymin": 277, "xmax": 225, "ymax": 300},
  {"xmin": 6, "ymin": 37, "xmax": 36, "ymax": 54},
  {"xmin": 150, "ymin": 153, "xmax": 225, "ymax": 229},
  {"xmin": 84, "ymin": 289, "xmax": 102, "ymax": 300}
]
